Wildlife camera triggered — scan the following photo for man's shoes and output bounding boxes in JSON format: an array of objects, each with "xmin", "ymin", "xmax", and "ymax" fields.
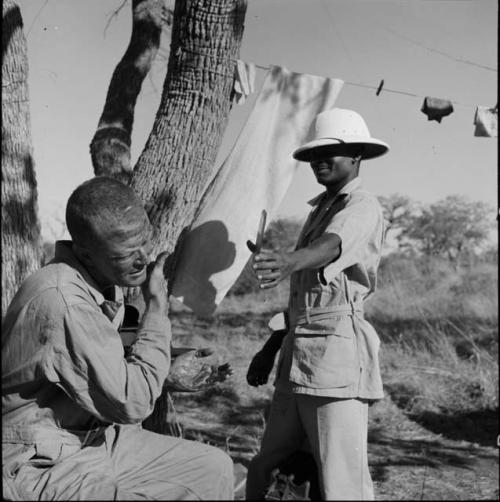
[{"xmin": 264, "ymin": 468, "xmax": 311, "ymax": 501}]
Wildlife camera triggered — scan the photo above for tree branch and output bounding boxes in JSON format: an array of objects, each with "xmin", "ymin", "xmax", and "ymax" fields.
[
  {"xmin": 103, "ymin": 0, "xmax": 129, "ymax": 38},
  {"xmin": 90, "ymin": 0, "xmax": 171, "ymax": 183}
]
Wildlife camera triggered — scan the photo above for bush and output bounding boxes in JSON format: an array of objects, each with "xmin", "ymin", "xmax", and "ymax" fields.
[
  {"xmin": 368, "ymin": 252, "xmax": 498, "ymax": 322},
  {"xmin": 42, "ymin": 241, "xmax": 55, "ymax": 265},
  {"xmin": 381, "ymin": 325, "xmax": 498, "ymax": 417}
]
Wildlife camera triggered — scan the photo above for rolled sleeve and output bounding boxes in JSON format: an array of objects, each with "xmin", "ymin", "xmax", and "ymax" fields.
[
  {"xmin": 320, "ymin": 194, "xmax": 382, "ymax": 284},
  {"xmin": 44, "ymin": 303, "xmax": 171, "ymax": 424}
]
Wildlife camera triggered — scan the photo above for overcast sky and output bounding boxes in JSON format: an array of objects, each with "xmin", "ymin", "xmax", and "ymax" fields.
[{"xmin": 16, "ymin": 0, "xmax": 498, "ymax": 238}]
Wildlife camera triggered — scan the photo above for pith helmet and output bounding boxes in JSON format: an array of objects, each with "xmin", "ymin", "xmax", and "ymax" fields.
[{"xmin": 293, "ymin": 108, "xmax": 390, "ymax": 162}]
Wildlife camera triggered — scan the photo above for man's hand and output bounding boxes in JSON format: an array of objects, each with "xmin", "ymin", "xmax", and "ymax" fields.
[
  {"xmin": 142, "ymin": 251, "xmax": 169, "ymax": 312},
  {"xmin": 124, "ymin": 286, "xmax": 142, "ymax": 303},
  {"xmin": 247, "ymin": 241, "xmax": 296, "ymax": 290},
  {"xmin": 246, "ymin": 350, "xmax": 276, "ymax": 387},
  {"xmin": 165, "ymin": 348, "xmax": 233, "ymax": 392}
]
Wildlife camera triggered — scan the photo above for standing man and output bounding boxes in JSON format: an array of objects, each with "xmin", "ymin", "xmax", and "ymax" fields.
[
  {"xmin": 245, "ymin": 108, "xmax": 389, "ymax": 500},
  {"xmin": 2, "ymin": 176, "xmax": 233, "ymax": 500}
]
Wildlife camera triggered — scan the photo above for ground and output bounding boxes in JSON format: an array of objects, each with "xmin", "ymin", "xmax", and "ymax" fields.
[{"xmin": 167, "ymin": 306, "xmax": 499, "ymax": 500}]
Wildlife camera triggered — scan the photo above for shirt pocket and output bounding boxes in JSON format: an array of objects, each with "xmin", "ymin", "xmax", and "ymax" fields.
[{"xmin": 290, "ymin": 317, "xmax": 358, "ymax": 388}]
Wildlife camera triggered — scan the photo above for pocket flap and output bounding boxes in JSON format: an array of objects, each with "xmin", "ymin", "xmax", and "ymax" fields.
[{"xmin": 294, "ymin": 316, "xmax": 354, "ymax": 338}]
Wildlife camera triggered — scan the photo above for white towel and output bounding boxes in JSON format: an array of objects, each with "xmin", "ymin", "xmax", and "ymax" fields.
[
  {"xmin": 171, "ymin": 65, "xmax": 344, "ymax": 316},
  {"xmin": 233, "ymin": 60, "xmax": 256, "ymax": 105},
  {"xmin": 474, "ymin": 105, "xmax": 498, "ymax": 137}
]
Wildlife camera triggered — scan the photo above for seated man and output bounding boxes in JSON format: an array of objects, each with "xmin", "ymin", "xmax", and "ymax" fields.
[{"xmin": 2, "ymin": 176, "xmax": 233, "ymax": 500}]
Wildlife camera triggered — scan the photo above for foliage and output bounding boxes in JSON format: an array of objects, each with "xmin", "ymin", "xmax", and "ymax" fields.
[
  {"xmin": 261, "ymin": 218, "xmax": 302, "ymax": 252},
  {"xmin": 398, "ymin": 195, "xmax": 495, "ymax": 261},
  {"xmin": 378, "ymin": 193, "xmax": 419, "ymax": 237},
  {"xmin": 42, "ymin": 241, "xmax": 55, "ymax": 265},
  {"xmin": 229, "ymin": 218, "xmax": 302, "ymax": 296}
]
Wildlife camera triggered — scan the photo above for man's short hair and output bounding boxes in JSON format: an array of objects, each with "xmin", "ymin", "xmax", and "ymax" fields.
[{"xmin": 66, "ymin": 177, "xmax": 147, "ymax": 246}]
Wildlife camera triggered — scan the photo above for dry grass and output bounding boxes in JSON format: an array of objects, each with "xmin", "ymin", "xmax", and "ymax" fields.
[
  {"xmin": 381, "ymin": 325, "xmax": 498, "ymax": 416},
  {"xmin": 367, "ymin": 256, "xmax": 498, "ymax": 323},
  {"xmin": 168, "ymin": 254, "xmax": 498, "ymax": 463}
]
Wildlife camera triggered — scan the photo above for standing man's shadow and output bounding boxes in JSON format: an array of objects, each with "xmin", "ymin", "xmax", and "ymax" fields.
[{"xmin": 172, "ymin": 220, "xmax": 236, "ymax": 317}]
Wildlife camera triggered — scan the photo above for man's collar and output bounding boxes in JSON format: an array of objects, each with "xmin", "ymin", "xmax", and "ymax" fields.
[
  {"xmin": 53, "ymin": 241, "xmax": 109, "ymax": 306},
  {"xmin": 307, "ymin": 177, "xmax": 363, "ymax": 207}
]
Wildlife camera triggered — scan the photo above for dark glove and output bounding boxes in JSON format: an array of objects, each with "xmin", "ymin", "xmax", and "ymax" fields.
[{"xmin": 247, "ymin": 349, "xmax": 276, "ymax": 387}]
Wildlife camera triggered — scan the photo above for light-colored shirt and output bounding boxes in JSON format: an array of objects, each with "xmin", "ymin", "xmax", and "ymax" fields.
[
  {"xmin": 2, "ymin": 241, "xmax": 171, "ymax": 448},
  {"xmin": 275, "ymin": 177, "xmax": 385, "ymax": 399}
]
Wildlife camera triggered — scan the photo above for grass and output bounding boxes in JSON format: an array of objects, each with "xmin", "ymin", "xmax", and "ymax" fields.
[
  {"xmin": 167, "ymin": 254, "xmax": 498, "ymax": 463},
  {"xmin": 368, "ymin": 255, "xmax": 498, "ymax": 323}
]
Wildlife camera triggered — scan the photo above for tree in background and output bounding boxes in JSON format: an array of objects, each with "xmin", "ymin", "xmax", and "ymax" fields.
[
  {"xmin": 398, "ymin": 195, "xmax": 494, "ymax": 262},
  {"xmin": 263, "ymin": 218, "xmax": 303, "ymax": 252},
  {"xmin": 378, "ymin": 193, "xmax": 418, "ymax": 240},
  {"xmin": 2, "ymin": 0, "xmax": 43, "ymax": 316}
]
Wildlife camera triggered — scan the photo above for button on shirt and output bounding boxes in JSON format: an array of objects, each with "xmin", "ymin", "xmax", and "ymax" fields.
[
  {"xmin": 275, "ymin": 177, "xmax": 385, "ymax": 399},
  {"xmin": 2, "ymin": 241, "xmax": 171, "ymax": 450}
]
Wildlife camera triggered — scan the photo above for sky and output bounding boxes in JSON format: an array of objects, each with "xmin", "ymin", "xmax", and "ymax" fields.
[{"xmin": 15, "ymin": 0, "xmax": 498, "ymax": 240}]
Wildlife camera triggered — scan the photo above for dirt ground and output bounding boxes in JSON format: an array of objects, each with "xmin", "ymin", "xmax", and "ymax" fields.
[
  {"xmin": 169, "ymin": 309, "xmax": 499, "ymax": 500},
  {"xmin": 175, "ymin": 394, "xmax": 498, "ymax": 500},
  {"xmin": 367, "ymin": 398, "xmax": 498, "ymax": 500}
]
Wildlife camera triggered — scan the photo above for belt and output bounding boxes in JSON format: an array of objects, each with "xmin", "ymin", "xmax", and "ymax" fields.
[{"xmin": 293, "ymin": 302, "xmax": 364, "ymax": 326}]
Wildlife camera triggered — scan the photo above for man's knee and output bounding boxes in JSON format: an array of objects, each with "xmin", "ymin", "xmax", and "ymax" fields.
[
  {"xmin": 206, "ymin": 445, "xmax": 233, "ymax": 477},
  {"xmin": 199, "ymin": 445, "xmax": 233, "ymax": 499}
]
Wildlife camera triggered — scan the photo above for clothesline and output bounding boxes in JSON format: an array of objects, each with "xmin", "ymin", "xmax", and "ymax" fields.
[
  {"xmin": 253, "ymin": 63, "xmax": 484, "ymax": 109},
  {"xmin": 238, "ymin": 60, "xmax": 497, "ymax": 134},
  {"xmin": 179, "ymin": 45, "xmax": 496, "ymax": 110}
]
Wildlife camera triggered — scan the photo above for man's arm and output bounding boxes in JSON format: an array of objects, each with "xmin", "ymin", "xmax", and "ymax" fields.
[
  {"xmin": 246, "ymin": 329, "xmax": 287, "ymax": 387},
  {"xmin": 44, "ymin": 253, "xmax": 171, "ymax": 425},
  {"xmin": 250, "ymin": 194, "xmax": 382, "ymax": 290},
  {"xmin": 251, "ymin": 233, "xmax": 341, "ymax": 289}
]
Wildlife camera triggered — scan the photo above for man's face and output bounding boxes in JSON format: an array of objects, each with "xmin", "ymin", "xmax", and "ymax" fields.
[
  {"xmin": 309, "ymin": 155, "xmax": 357, "ymax": 187},
  {"xmin": 83, "ymin": 209, "xmax": 154, "ymax": 289}
]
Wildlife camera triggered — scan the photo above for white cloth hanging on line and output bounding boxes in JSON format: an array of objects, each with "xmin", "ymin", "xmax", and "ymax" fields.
[
  {"xmin": 233, "ymin": 60, "xmax": 256, "ymax": 105},
  {"xmin": 171, "ymin": 65, "xmax": 344, "ymax": 316},
  {"xmin": 474, "ymin": 105, "xmax": 498, "ymax": 137}
]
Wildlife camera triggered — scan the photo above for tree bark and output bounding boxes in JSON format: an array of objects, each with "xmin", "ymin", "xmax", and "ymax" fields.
[
  {"xmin": 90, "ymin": 0, "xmax": 168, "ymax": 184},
  {"xmin": 131, "ymin": 0, "xmax": 247, "ymax": 258},
  {"xmin": 2, "ymin": 0, "xmax": 43, "ymax": 316},
  {"xmin": 132, "ymin": 0, "xmax": 247, "ymax": 435}
]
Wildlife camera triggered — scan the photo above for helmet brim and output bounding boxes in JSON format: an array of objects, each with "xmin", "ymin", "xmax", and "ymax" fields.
[{"xmin": 293, "ymin": 137, "xmax": 390, "ymax": 162}]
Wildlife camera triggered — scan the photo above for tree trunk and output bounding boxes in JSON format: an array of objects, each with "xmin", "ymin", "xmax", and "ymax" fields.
[
  {"xmin": 2, "ymin": 0, "xmax": 43, "ymax": 317},
  {"xmin": 131, "ymin": 0, "xmax": 247, "ymax": 257},
  {"xmin": 90, "ymin": 0, "xmax": 167, "ymax": 184},
  {"xmin": 132, "ymin": 0, "xmax": 247, "ymax": 435}
]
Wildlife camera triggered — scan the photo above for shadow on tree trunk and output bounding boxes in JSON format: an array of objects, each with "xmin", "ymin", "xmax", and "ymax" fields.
[{"xmin": 2, "ymin": 2, "xmax": 23, "ymax": 64}]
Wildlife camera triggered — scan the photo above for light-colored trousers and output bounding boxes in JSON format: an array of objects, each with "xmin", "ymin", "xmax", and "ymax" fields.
[
  {"xmin": 246, "ymin": 391, "xmax": 373, "ymax": 501},
  {"xmin": 3, "ymin": 424, "xmax": 234, "ymax": 500}
]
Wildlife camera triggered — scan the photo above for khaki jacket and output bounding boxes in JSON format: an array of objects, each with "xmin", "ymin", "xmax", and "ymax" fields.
[
  {"xmin": 2, "ymin": 241, "xmax": 171, "ymax": 453},
  {"xmin": 275, "ymin": 177, "xmax": 385, "ymax": 399}
]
